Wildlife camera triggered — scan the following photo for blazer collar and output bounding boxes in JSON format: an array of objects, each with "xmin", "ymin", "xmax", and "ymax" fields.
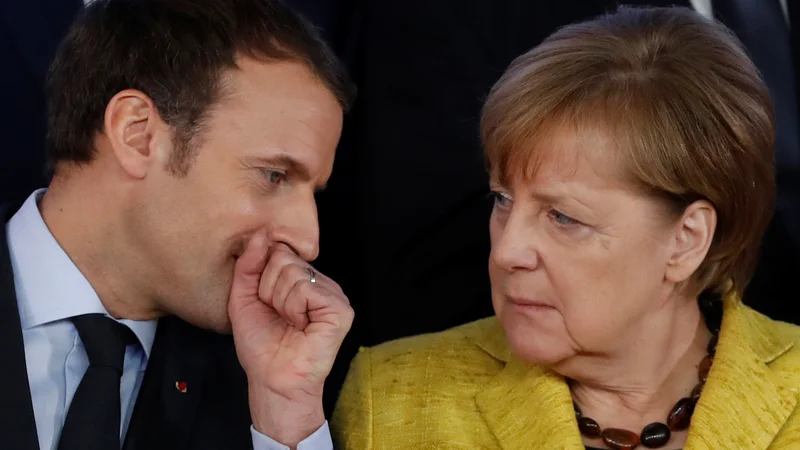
[
  {"xmin": 474, "ymin": 318, "xmax": 584, "ymax": 449},
  {"xmin": 475, "ymin": 358, "xmax": 584, "ymax": 449},
  {"xmin": 473, "ymin": 292, "xmax": 797, "ymax": 450},
  {"xmin": 685, "ymin": 294, "xmax": 797, "ymax": 449}
]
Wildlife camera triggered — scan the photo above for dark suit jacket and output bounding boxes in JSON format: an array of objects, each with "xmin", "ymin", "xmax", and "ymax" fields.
[
  {"xmin": 0, "ymin": 0, "xmax": 83, "ymax": 209},
  {"xmin": 0, "ymin": 206, "xmax": 256, "ymax": 450}
]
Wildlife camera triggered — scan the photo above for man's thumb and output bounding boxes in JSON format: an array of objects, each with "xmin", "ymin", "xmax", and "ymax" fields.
[{"xmin": 229, "ymin": 233, "xmax": 269, "ymax": 306}]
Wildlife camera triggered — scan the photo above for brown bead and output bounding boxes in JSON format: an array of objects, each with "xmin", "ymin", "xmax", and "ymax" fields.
[
  {"xmin": 641, "ymin": 422, "xmax": 671, "ymax": 448},
  {"xmin": 690, "ymin": 383, "xmax": 704, "ymax": 402},
  {"xmin": 578, "ymin": 417, "xmax": 602, "ymax": 438},
  {"xmin": 601, "ymin": 428, "xmax": 640, "ymax": 450},
  {"xmin": 667, "ymin": 397, "xmax": 695, "ymax": 431},
  {"xmin": 707, "ymin": 335, "xmax": 718, "ymax": 356},
  {"xmin": 698, "ymin": 355, "xmax": 713, "ymax": 383}
]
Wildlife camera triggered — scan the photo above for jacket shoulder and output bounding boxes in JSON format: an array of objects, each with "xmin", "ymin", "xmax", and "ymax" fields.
[
  {"xmin": 348, "ymin": 317, "xmax": 507, "ymax": 401},
  {"xmin": 363, "ymin": 316, "xmax": 505, "ymax": 370},
  {"xmin": 332, "ymin": 318, "xmax": 507, "ymax": 449}
]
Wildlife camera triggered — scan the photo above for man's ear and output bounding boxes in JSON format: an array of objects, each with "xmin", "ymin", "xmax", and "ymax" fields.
[
  {"xmin": 103, "ymin": 89, "xmax": 169, "ymax": 179},
  {"xmin": 665, "ymin": 200, "xmax": 717, "ymax": 284}
]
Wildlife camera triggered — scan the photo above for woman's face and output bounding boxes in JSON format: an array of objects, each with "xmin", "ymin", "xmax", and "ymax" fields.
[{"xmin": 489, "ymin": 127, "xmax": 691, "ymax": 366}]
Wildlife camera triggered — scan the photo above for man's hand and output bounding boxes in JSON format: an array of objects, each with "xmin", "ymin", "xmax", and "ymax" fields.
[{"xmin": 228, "ymin": 234, "xmax": 354, "ymax": 448}]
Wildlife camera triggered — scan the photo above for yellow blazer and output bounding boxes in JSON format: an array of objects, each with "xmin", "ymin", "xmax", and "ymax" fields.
[{"xmin": 333, "ymin": 296, "xmax": 800, "ymax": 449}]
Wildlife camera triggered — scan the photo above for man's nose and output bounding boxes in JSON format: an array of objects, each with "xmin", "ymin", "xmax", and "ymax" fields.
[{"xmin": 269, "ymin": 197, "xmax": 320, "ymax": 262}]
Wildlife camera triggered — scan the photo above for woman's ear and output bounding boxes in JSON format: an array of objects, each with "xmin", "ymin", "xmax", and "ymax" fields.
[{"xmin": 665, "ymin": 200, "xmax": 717, "ymax": 284}]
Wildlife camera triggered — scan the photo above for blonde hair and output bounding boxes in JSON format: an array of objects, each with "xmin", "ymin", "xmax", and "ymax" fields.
[{"xmin": 481, "ymin": 6, "xmax": 775, "ymax": 295}]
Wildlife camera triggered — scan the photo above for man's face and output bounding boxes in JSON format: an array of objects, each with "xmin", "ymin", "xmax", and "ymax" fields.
[{"xmin": 126, "ymin": 58, "xmax": 343, "ymax": 332}]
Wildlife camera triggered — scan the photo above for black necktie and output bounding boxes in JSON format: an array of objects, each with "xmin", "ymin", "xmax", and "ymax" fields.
[{"xmin": 58, "ymin": 314, "xmax": 136, "ymax": 450}]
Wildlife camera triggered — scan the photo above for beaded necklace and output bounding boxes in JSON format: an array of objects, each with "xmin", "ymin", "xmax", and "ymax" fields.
[{"xmin": 572, "ymin": 295, "xmax": 722, "ymax": 450}]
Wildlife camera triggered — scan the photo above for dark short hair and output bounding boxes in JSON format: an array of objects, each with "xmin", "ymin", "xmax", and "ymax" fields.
[{"xmin": 47, "ymin": 0, "xmax": 356, "ymax": 173}]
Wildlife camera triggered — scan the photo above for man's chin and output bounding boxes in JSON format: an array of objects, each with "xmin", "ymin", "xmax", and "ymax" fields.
[
  {"xmin": 174, "ymin": 304, "xmax": 234, "ymax": 334},
  {"xmin": 210, "ymin": 320, "xmax": 234, "ymax": 334},
  {"xmin": 206, "ymin": 314, "xmax": 234, "ymax": 334}
]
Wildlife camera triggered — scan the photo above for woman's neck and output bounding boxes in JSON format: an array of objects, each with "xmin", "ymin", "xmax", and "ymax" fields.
[{"xmin": 562, "ymin": 297, "xmax": 712, "ymax": 446}]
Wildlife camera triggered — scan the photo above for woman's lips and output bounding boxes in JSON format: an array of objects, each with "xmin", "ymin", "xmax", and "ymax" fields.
[{"xmin": 506, "ymin": 296, "xmax": 555, "ymax": 312}]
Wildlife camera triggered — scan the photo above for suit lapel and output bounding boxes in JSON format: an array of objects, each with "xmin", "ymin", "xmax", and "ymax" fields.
[
  {"xmin": 473, "ymin": 320, "xmax": 583, "ymax": 450},
  {"xmin": 0, "ymin": 206, "xmax": 40, "ymax": 450},
  {"xmin": 685, "ymin": 297, "xmax": 797, "ymax": 449},
  {"xmin": 476, "ymin": 358, "xmax": 584, "ymax": 449},
  {"xmin": 124, "ymin": 317, "xmax": 215, "ymax": 450}
]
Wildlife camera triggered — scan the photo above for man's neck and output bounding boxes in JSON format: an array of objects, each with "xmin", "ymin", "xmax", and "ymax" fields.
[{"xmin": 39, "ymin": 176, "xmax": 163, "ymax": 321}]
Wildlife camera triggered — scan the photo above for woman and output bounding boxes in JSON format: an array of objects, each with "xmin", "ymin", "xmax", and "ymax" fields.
[{"xmin": 332, "ymin": 6, "xmax": 800, "ymax": 450}]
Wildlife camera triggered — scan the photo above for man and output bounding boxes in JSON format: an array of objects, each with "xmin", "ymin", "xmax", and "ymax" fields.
[{"xmin": 1, "ymin": 0, "xmax": 356, "ymax": 449}]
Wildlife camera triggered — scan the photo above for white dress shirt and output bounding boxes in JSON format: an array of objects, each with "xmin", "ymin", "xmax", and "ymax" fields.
[{"xmin": 7, "ymin": 190, "xmax": 331, "ymax": 450}]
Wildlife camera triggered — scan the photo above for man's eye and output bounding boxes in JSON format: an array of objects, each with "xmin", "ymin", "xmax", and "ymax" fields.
[{"xmin": 263, "ymin": 170, "xmax": 287, "ymax": 185}]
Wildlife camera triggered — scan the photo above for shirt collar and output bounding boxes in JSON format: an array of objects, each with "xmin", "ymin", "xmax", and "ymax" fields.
[{"xmin": 6, "ymin": 189, "xmax": 157, "ymax": 358}]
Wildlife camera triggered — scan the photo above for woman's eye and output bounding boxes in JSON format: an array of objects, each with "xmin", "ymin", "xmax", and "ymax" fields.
[
  {"xmin": 549, "ymin": 209, "xmax": 579, "ymax": 226},
  {"xmin": 489, "ymin": 190, "xmax": 513, "ymax": 208},
  {"xmin": 263, "ymin": 169, "xmax": 287, "ymax": 185}
]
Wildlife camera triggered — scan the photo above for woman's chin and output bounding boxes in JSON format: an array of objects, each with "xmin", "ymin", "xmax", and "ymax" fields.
[{"xmin": 501, "ymin": 316, "xmax": 574, "ymax": 366}]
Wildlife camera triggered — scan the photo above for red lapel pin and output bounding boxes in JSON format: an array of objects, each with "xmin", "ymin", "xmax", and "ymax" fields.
[{"xmin": 175, "ymin": 381, "xmax": 188, "ymax": 393}]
